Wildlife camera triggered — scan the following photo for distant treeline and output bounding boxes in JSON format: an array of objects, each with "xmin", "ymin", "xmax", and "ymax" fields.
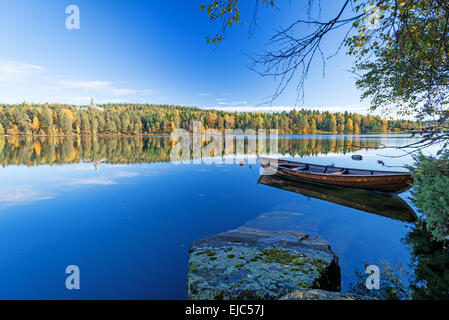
[
  {"xmin": 0, "ymin": 136, "xmax": 383, "ymax": 166},
  {"xmin": 0, "ymin": 103, "xmax": 421, "ymax": 136}
]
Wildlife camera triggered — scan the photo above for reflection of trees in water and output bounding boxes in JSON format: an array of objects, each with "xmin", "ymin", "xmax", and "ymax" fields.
[
  {"xmin": 0, "ymin": 136, "xmax": 168, "ymax": 166},
  {"xmin": 349, "ymin": 261, "xmax": 411, "ymax": 300},
  {"xmin": 277, "ymin": 136, "xmax": 380, "ymax": 156},
  {"xmin": 349, "ymin": 220, "xmax": 449, "ymax": 300},
  {"xmin": 0, "ymin": 135, "xmax": 382, "ymax": 166},
  {"xmin": 406, "ymin": 220, "xmax": 449, "ymax": 300}
]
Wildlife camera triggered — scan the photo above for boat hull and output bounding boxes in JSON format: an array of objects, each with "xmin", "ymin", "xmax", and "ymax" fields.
[
  {"xmin": 258, "ymin": 174, "xmax": 417, "ymax": 222},
  {"xmin": 259, "ymin": 157, "xmax": 413, "ymax": 194}
]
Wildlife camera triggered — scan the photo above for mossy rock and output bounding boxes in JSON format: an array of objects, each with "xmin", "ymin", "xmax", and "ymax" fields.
[{"xmin": 187, "ymin": 227, "xmax": 340, "ymax": 300}]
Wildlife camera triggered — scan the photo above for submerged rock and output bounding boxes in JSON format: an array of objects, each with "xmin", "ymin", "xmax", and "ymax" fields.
[
  {"xmin": 187, "ymin": 227, "xmax": 340, "ymax": 300},
  {"xmin": 279, "ymin": 289, "xmax": 373, "ymax": 300}
]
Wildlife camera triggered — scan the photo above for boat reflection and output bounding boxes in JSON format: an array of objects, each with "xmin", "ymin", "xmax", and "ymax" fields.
[{"xmin": 258, "ymin": 173, "xmax": 418, "ymax": 222}]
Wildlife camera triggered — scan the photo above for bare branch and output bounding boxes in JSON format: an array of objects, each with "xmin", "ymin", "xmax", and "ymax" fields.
[{"xmin": 247, "ymin": 0, "xmax": 363, "ymax": 104}]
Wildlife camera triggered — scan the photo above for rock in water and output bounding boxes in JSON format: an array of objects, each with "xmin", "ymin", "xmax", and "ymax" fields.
[
  {"xmin": 187, "ymin": 227, "xmax": 340, "ymax": 300},
  {"xmin": 279, "ymin": 289, "xmax": 373, "ymax": 300}
]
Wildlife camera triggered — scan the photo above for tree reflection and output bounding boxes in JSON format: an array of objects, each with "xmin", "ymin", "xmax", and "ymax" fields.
[
  {"xmin": 406, "ymin": 220, "xmax": 449, "ymax": 299},
  {"xmin": 349, "ymin": 220, "xmax": 449, "ymax": 300},
  {"xmin": 0, "ymin": 135, "xmax": 382, "ymax": 166}
]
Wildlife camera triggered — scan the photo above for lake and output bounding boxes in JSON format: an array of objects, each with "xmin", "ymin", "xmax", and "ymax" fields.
[{"xmin": 0, "ymin": 134, "xmax": 444, "ymax": 299}]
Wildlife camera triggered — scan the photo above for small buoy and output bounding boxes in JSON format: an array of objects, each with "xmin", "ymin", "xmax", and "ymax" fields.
[
  {"xmin": 351, "ymin": 155, "xmax": 363, "ymax": 161},
  {"xmin": 240, "ymin": 161, "xmax": 244, "ymax": 166}
]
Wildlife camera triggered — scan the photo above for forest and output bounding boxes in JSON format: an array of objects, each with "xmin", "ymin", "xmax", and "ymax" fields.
[{"xmin": 0, "ymin": 103, "xmax": 421, "ymax": 136}]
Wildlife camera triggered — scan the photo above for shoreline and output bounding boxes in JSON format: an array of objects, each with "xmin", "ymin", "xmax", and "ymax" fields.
[{"xmin": 0, "ymin": 132, "xmax": 414, "ymax": 138}]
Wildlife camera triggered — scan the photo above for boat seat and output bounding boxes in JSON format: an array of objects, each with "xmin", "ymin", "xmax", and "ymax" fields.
[
  {"xmin": 325, "ymin": 167, "xmax": 340, "ymax": 174},
  {"xmin": 323, "ymin": 166, "xmax": 337, "ymax": 174},
  {"xmin": 329, "ymin": 168, "xmax": 348, "ymax": 175},
  {"xmin": 292, "ymin": 165, "xmax": 309, "ymax": 171},
  {"xmin": 348, "ymin": 169, "xmax": 369, "ymax": 175}
]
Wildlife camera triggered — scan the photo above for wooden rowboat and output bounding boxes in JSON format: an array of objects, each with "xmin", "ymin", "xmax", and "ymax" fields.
[{"xmin": 258, "ymin": 156, "xmax": 413, "ymax": 194}]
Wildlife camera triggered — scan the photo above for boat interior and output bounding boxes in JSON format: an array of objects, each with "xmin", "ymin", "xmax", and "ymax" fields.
[{"xmin": 266, "ymin": 159, "xmax": 406, "ymax": 176}]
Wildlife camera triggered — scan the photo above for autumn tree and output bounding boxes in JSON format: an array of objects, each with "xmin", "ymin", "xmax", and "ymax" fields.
[
  {"xmin": 345, "ymin": 118, "xmax": 354, "ymax": 133},
  {"xmin": 59, "ymin": 109, "xmax": 74, "ymax": 135},
  {"xmin": 0, "ymin": 103, "xmax": 418, "ymax": 136},
  {"xmin": 354, "ymin": 121, "xmax": 361, "ymax": 134}
]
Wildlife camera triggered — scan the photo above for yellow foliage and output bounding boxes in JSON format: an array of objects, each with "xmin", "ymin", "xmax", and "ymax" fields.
[
  {"xmin": 31, "ymin": 116, "xmax": 40, "ymax": 131},
  {"xmin": 33, "ymin": 141, "xmax": 42, "ymax": 156}
]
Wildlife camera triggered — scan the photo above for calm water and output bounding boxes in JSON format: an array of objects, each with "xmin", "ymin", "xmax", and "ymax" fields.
[{"xmin": 0, "ymin": 134, "xmax": 443, "ymax": 299}]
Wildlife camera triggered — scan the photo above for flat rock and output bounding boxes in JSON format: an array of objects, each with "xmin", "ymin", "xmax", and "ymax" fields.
[
  {"xmin": 187, "ymin": 226, "xmax": 341, "ymax": 300},
  {"xmin": 279, "ymin": 289, "xmax": 374, "ymax": 300}
]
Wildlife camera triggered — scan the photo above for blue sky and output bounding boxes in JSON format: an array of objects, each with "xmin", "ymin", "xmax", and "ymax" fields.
[{"xmin": 0, "ymin": 0, "xmax": 370, "ymax": 114}]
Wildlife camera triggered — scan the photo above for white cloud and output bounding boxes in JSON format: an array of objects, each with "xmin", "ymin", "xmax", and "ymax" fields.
[
  {"xmin": 61, "ymin": 80, "xmax": 113, "ymax": 90},
  {"xmin": 0, "ymin": 186, "xmax": 54, "ymax": 210},
  {"xmin": 207, "ymin": 104, "xmax": 370, "ymax": 114},
  {"xmin": 66, "ymin": 170, "xmax": 139, "ymax": 186},
  {"xmin": 230, "ymin": 100, "xmax": 248, "ymax": 106},
  {"xmin": 0, "ymin": 59, "xmax": 154, "ymax": 103},
  {"xmin": 97, "ymin": 98, "xmax": 129, "ymax": 104},
  {"xmin": 60, "ymin": 80, "xmax": 153, "ymax": 97},
  {"xmin": 113, "ymin": 171, "xmax": 139, "ymax": 178},
  {"xmin": 66, "ymin": 177, "xmax": 117, "ymax": 186},
  {"xmin": 109, "ymin": 88, "xmax": 137, "ymax": 95},
  {"xmin": 50, "ymin": 96, "xmax": 93, "ymax": 104},
  {"xmin": 0, "ymin": 59, "xmax": 46, "ymax": 82},
  {"xmin": 213, "ymin": 99, "xmax": 249, "ymax": 107}
]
